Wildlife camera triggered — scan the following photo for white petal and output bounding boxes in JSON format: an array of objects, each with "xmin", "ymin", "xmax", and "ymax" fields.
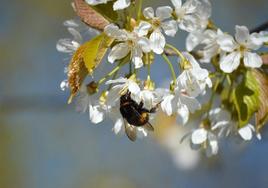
[
  {"xmin": 56, "ymin": 39, "xmax": 79, "ymax": 53},
  {"xmin": 196, "ymin": 0, "xmax": 212, "ymax": 19},
  {"xmin": 191, "ymin": 128, "xmax": 208, "ymax": 144},
  {"xmin": 138, "ymin": 37, "xmax": 151, "ymax": 53},
  {"xmin": 171, "ymin": 0, "xmax": 182, "ymax": 9},
  {"xmin": 106, "ymin": 77, "xmax": 128, "ymax": 85},
  {"xmin": 68, "ymin": 27, "xmax": 82, "ymax": 44},
  {"xmin": 89, "ymin": 105, "xmax": 104, "ymax": 124},
  {"xmin": 211, "ymin": 121, "xmax": 229, "ymax": 131},
  {"xmin": 132, "ymin": 46, "xmax": 144, "ymax": 69},
  {"xmin": 150, "ymin": 31, "xmax": 166, "ymax": 54},
  {"xmin": 182, "ymin": 51, "xmax": 200, "ymax": 67},
  {"xmin": 106, "ymin": 85, "xmax": 123, "ymax": 106},
  {"xmin": 113, "ymin": 118, "xmax": 124, "ymax": 134},
  {"xmin": 85, "ymin": 0, "xmax": 108, "ymax": 5},
  {"xmin": 257, "ymin": 133, "xmax": 262, "ymax": 140},
  {"xmin": 177, "ymin": 105, "xmax": 189, "ymax": 125},
  {"xmin": 156, "ymin": 6, "xmax": 172, "ymax": 20},
  {"xmin": 134, "ymin": 21, "xmax": 151, "ymax": 37},
  {"xmin": 128, "ymin": 81, "xmax": 141, "ymax": 96},
  {"xmin": 220, "ymin": 52, "xmax": 241, "ymax": 73},
  {"xmin": 60, "ymin": 80, "xmax": 68, "ymax": 91},
  {"xmin": 206, "ymin": 133, "xmax": 219, "ymax": 157},
  {"xmin": 182, "ymin": 0, "xmax": 199, "ymax": 14},
  {"xmin": 235, "ymin": 25, "xmax": 250, "ymax": 45},
  {"xmin": 161, "ymin": 94, "xmax": 175, "ymax": 116},
  {"xmin": 132, "ymin": 57, "xmax": 143, "ymax": 69},
  {"xmin": 76, "ymin": 85, "xmax": 89, "ymax": 113},
  {"xmin": 209, "ymin": 108, "xmax": 231, "ymax": 123},
  {"xmin": 179, "ymin": 94, "xmax": 201, "ymax": 113},
  {"xmin": 161, "ymin": 20, "xmax": 178, "ymax": 37},
  {"xmin": 63, "ymin": 19, "xmax": 80, "ymax": 28},
  {"xmin": 104, "ymin": 24, "xmax": 128, "ymax": 40},
  {"xmin": 186, "ymin": 31, "xmax": 204, "ymax": 51},
  {"xmin": 177, "ymin": 71, "xmax": 202, "ymax": 97},
  {"xmin": 140, "ymin": 90, "xmax": 155, "ymax": 110},
  {"xmin": 251, "ymin": 31, "xmax": 268, "ymax": 45},
  {"xmin": 217, "ymin": 33, "xmax": 238, "ymax": 52},
  {"xmin": 238, "ymin": 125, "xmax": 253, "ymax": 141},
  {"xmin": 108, "ymin": 43, "xmax": 130, "ymax": 63},
  {"xmin": 143, "ymin": 7, "xmax": 154, "ymax": 19},
  {"xmin": 113, "ymin": 0, "xmax": 130, "ymax": 10},
  {"xmin": 243, "ymin": 52, "xmax": 263, "ymax": 68},
  {"xmin": 178, "ymin": 15, "xmax": 200, "ymax": 32}
]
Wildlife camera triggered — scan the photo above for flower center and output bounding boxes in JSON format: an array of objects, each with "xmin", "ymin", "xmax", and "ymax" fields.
[
  {"xmin": 152, "ymin": 18, "xmax": 161, "ymax": 28},
  {"xmin": 239, "ymin": 45, "xmax": 247, "ymax": 52}
]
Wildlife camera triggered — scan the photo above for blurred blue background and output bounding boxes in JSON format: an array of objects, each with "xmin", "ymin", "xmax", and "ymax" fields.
[{"xmin": 1, "ymin": 0, "xmax": 268, "ymax": 188}]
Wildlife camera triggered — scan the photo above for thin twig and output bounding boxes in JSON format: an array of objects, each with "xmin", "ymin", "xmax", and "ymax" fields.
[{"xmin": 250, "ymin": 21, "xmax": 268, "ymax": 33}]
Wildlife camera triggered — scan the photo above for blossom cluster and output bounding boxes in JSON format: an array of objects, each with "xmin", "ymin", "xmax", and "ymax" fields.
[{"xmin": 58, "ymin": 0, "xmax": 268, "ymax": 156}]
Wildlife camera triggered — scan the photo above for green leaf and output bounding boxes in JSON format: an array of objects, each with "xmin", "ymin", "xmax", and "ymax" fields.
[
  {"xmin": 232, "ymin": 70, "xmax": 260, "ymax": 127},
  {"xmin": 83, "ymin": 33, "xmax": 114, "ymax": 74}
]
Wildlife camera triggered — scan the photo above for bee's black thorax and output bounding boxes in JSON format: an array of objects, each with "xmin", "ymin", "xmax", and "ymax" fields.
[{"xmin": 120, "ymin": 91, "xmax": 150, "ymax": 127}]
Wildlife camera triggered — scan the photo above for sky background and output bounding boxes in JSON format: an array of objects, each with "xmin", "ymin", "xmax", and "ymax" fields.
[{"xmin": 1, "ymin": 0, "xmax": 268, "ymax": 188}]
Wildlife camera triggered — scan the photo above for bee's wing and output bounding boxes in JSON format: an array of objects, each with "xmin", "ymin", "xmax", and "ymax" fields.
[
  {"xmin": 124, "ymin": 119, "xmax": 137, "ymax": 142},
  {"xmin": 130, "ymin": 106, "xmax": 154, "ymax": 132},
  {"xmin": 143, "ymin": 122, "xmax": 154, "ymax": 132}
]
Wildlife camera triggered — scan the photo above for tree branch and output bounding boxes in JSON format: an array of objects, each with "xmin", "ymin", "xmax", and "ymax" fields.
[{"xmin": 250, "ymin": 21, "xmax": 268, "ymax": 33}]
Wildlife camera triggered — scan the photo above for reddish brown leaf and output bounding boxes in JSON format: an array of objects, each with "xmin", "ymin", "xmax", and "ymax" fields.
[
  {"xmin": 68, "ymin": 44, "xmax": 88, "ymax": 104},
  {"xmin": 262, "ymin": 54, "xmax": 268, "ymax": 65},
  {"xmin": 73, "ymin": 0, "xmax": 110, "ymax": 31},
  {"xmin": 253, "ymin": 70, "xmax": 268, "ymax": 133}
]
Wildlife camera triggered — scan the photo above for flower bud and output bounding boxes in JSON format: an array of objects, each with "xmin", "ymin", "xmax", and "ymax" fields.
[
  {"xmin": 144, "ymin": 76, "xmax": 155, "ymax": 91},
  {"xmin": 87, "ymin": 81, "xmax": 98, "ymax": 95}
]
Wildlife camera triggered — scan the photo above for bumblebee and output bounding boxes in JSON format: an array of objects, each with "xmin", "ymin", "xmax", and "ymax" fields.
[{"xmin": 120, "ymin": 90, "xmax": 159, "ymax": 141}]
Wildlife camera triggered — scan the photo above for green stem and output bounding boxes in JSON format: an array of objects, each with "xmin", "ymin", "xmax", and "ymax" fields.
[
  {"xmin": 162, "ymin": 54, "xmax": 177, "ymax": 83},
  {"xmin": 165, "ymin": 44, "xmax": 186, "ymax": 62},
  {"xmin": 146, "ymin": 53, "xmax": 151, "ymax": 77},
  {"xmin": 137, "ymin": 0, "xmax": 143, "ymax": 21},
  {"xmin": 98, "ymin": 63, "xmax": 123, "ymax": 85},
  {"xmin": 206, "ymin": 75, "xmax": 226, "ymax": 116},
  {"xmin": 129, "ymin": 61, "xmax": 132, "ymax": 75}
]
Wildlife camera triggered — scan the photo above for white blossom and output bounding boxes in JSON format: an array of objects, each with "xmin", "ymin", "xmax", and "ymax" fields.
[
  {"xmin": 171, "ymin": 0, "xmax": 211, "ymax": 32},
  {"xmin": 104, "ymin": 23, "xmax": 151, "ymax": 69},
  {"xmin": 218, "ymin": 25, "xmax": 263, "ymax": 73},
  {"xmin": 186, "ymin": 29, "xmax": 224, "ymax": 63},
  {"xmin": 177, "ymin": 52, "xmax": 212, "ymax": 97},
  {"xmin": 191, "ymin": 128, "xmax": 218, "ymax": 157},
  {"xmin": 76, "ymin": 85, "xmax": 105, "ymax": 124},
  {"xmin": 160, "ymin": 86, "xmax": 201, "ymax": 125},
  {"xmin": 251, "ymin": 31, "xmax": 268, "ymax": 45},
  {"xmin": 85, "ymin": 0, "xmax": 130, "ymax": 11},
  {"xmin": 183, "ymin": 108, "xmax": 233, "ymax": 156},
  {"xmin": 143, "ymin": 6, "xmax": 178, "ymax": 54},
  {"xmin": 56, "ymin": 27, "xmax": 82, "ymax": 54}
]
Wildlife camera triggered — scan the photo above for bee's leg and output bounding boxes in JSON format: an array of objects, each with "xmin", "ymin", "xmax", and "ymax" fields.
[
  {"xmin": 149, "ymin": 107, "xmax": 157, "ymax": 113},
  {"xmin": 149, "ymin": 101, "xmax": 162, "ymax": 113},
  {"xmin": 126, "ymin": 90, "xmax": 131, "ymax": 99},
  {"xmin": 138, "ymin": 101, "xmax": 144, "ymax": 109}
]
